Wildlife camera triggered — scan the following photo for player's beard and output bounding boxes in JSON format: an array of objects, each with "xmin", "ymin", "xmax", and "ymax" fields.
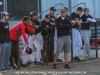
[{"xmin": 5, "ymin": 18, "xmax": 9, "ymax": 21}]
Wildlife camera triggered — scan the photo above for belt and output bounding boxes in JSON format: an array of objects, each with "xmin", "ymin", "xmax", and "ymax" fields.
[
  {"xmin": 72, "ymin": 28, "xmax": 78, "ymax": 30},
  {"xmin": 81, "ymin": 29, "xmax": 90, "ymax": 30}
]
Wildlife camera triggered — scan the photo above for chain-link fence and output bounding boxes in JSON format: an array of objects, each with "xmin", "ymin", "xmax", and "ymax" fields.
[{"xmin": 0, "ymin": 0, "xmax": 41, "ymax": 20}]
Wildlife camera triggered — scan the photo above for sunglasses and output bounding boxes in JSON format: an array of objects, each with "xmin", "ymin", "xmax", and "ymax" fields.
[
  {"xmin": 86, "ymin": 10, "xmax": 90, "ymax": 11},
  {"xmin": 53, "ymin": 9, "xmax": 56, "ymax": 11},
  {"xmin": 46, "ymin": 17, "xmax": 50, "ymax": 19},
  {"xmin": 80, "ymin": 10, "xmax": 83, "ymax": 12}
]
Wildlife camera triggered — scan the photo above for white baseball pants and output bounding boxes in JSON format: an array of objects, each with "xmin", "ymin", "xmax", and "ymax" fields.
[
  {"xmin": 28, "ymin": 34, "xmax": 41, "ymax": 62},
  {"xmin": 72, "ymin": 28, "xmax": 82, "ymax": 58}
]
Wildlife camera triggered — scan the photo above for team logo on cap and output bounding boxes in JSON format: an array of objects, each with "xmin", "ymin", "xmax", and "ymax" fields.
[{"xmin": 30, "ymin": 12, "xmax": 33, "ymax": 15}]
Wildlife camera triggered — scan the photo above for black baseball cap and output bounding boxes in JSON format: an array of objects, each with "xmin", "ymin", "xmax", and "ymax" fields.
[
  {"xmin": 1, "ymin": 12, "xmax": 9, "ymax": 17},
  {"xmin": 45, "ymin": 14, "xmax": 50, "ymax": 18},
  {"xmin": 60, "ymin": 8, "xmax": 66, "ymax": 13},
  {"xmin": 84, "ymin": 8, "xmax": 89, "ymax": 11},
  {"xmin": 50, "ymin": 7, "xmax": 56, "ymax": 11},
  {"xmin": 63, "ymin": 6, "xmax": 69, "ymax": 11},
  {"xmin": 77, "ymin": 7, "xmax": 83, "ymax": 11},
  {"xmin": 30, "ymin": 11, "xmax": 38, "ymax": 17}
]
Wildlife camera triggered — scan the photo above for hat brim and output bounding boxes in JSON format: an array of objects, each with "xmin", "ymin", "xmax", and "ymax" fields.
[
  {"xmin": 50, "ymin": 9, "xmax": 56, "ymax": 11},
  {"xmin": 1, "ymin": 12, "xmax": 9, "ymax": 17}
]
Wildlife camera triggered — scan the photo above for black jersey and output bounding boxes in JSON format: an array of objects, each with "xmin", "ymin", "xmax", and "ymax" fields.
[{"xmin": 70, "ymin": 12, "xmax": 81, "ymax": 29}]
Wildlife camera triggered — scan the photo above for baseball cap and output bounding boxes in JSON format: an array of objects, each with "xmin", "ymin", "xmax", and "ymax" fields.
[
  {"xmin": 50, "ymin": 7, "xmax": 56, "ymax": 11},
  {"xmin": 77, "ymin": 7, "xmax": 83, "ymax": 11},
  {"xmin": 30, "ymin": 11, "xmax": 38, "ymax": 17},
  {"xmin": 63, "ymin": 6, "xmax": 69, "ymax": 11},
  {"xmin": 84, "ymin": 8, "xmax": 89, "ymax": 11},
  {"xmin": 1, "ymin": 12, "xmax": 9, "ymax": 17},
  {"xmin": 45, "ymin": 14, "xmax": 50, "ymax": 18},
  {"xmin": 60, "ymin": 8, "xmax": 66, "ymax": 13}
]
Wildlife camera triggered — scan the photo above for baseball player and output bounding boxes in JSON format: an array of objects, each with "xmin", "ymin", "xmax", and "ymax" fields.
[
  {"xmin": 10, "ymin": 16, "xmax": 31, "ymax": 69},
  {"xmin": 29, "ymin": 11, "xmax": 42, "ymax": 64},
  {"xmin": 41, "ymin": 14, "xmax": 54, "ymax": 64},
  {"xmin": 20, "ymin": 24, "xmax": 35, "ymax": 67},
  {"xmin": 81, "ymin": 8, "xmax": 96, "ymax": 59},
  {"xmin": 48, "ymin": 7, "xmax": 56, "ymax": 62},
  {"xmin": 70, "ymin": 7, "xmax": 83, "ymax": 61}
]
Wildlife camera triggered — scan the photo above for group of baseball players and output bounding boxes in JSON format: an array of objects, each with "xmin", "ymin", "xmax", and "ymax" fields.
[{"xmin": 0, "ymin": 6, "xmax": 96, "ymax": 72}]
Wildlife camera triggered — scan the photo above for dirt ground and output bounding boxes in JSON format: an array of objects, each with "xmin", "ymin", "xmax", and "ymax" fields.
[{"xmin": 0, "ymin": 58, "xmax": 100, "ymax": 75}]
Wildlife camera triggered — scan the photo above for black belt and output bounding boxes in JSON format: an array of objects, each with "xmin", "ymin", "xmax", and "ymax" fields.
[
  {"xmin": 72, "ymin": 28, "xmax": 78, "ymax": 30},
  {"xmin": 81, "ymin": 29, "xmax": 90, "ymax": 30}
]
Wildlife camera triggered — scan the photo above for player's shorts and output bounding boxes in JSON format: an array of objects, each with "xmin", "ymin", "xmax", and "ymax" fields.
[{"xmin": 56, "ymin": 36, "xmax": 71, "ymax": 53}]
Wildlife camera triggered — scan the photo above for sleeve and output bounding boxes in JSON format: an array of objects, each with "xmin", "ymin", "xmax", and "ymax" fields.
[
  {"xmin": 36, "ymin": 20, "xmax": 40, "ymax": 25},
  {"xmin": 79, "ymin": 16, "xmax": 81, "ymax": 20},
  {"xmin": 68, "ymin": 19, "xmax": 72, "ymax": 29},
  {"xmin": 70, "ymin": 13, "xmax": 75, "ymax": 21},
  {"xmin": 56, "ymin": 18, "xmax": 70, "ymax": 30},
  {"xmin": 41, "ymin": 21, "xmax": 48, "ymax": 35},
  {"xmin": 48, "ymin": 22, "xmax": 52, "ymax": 27},
  {"xmin": 63, "ymin": 19, "xmax": 72, "ymax": 30},
  {"xmin": 21, "ymin": 25, "xmax": 28, "ymax": 43},
  {"xmin": 30, "ymin": 25, "xmax": 35, "ymax": 34},
  {"xmin": 0, "ymin": 22, "xmax": 5, "ymax": 43},
  {"xmin": 26, "ymin": 25, "xmax": 35, "ymax": 34},
  {"xmin": 41, "ymin": 21, "xmax": 46, "ymax": 28},
  {"xmin": 81, "ymin": 15, "xmax": 87, "ymax": 22},
  {"xmin": 89, "ymin": 15, "xmax": 93, "ymax": 19},
  {"xmin": 0, "ymin": 22, "xmax": 4, "ymax": 31},
  {"xmin": 67, "ymin": 15, "xmax": 70, "ymax": 20}
]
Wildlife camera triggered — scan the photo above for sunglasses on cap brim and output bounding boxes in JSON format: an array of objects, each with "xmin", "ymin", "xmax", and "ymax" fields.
[{"xmin": 66, "ymin": 8, "xmax": 69, "ymax": 11}]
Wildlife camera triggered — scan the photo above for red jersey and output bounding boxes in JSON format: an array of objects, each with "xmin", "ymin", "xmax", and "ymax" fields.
[{"xmin": 10, "ymin": 22, "xmax": 28, "ymax": 43}]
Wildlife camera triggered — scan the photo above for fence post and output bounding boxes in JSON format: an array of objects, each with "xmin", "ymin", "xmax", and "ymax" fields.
[
  {"xmin": 71, "ymin": 28, "xmax": 73, "ymax": 62},
  {"xmin": 17, "ymin": 28, "xmax": 20, "ymax": 69},
  {"xmin": 94, "ymin": 23, "xmax": 98, "ymax": 58}
]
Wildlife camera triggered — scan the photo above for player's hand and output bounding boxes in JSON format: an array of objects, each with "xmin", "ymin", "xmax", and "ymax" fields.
[
  {"xmin": 36, "ymin": 25, "xmax": 39, "ymax": 28},
  {"xmin": 28, "ymin": 45, "xmax": 30, "ymax": 48},
  {"xmin": 74, "ymin": 21, "xmax": 81, "ymax": 25},
  {"xmin": 50, "ymin": 22, "xmax": 55, "ymax": 26},
  {"xmin": 74, "ymin": 21, "xmax": 79, "ymax": 23},
  {"xmin": 71, "ymin": 21, "xmax": 75, "ymax": 26},
  {"xmin": 46, "ymin": 25, "xmax": 49, "ymax": 28},
  {"xmin": 30, "ymin": 21, "xmax": 33, "ymax": 26},
  {"xmin": 34, "ymin": 25, "xmax": 38, "ymax": 29},
  {"xmin": 78, "ymin": 21, "xmax": 82, "ymax": 25}
]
